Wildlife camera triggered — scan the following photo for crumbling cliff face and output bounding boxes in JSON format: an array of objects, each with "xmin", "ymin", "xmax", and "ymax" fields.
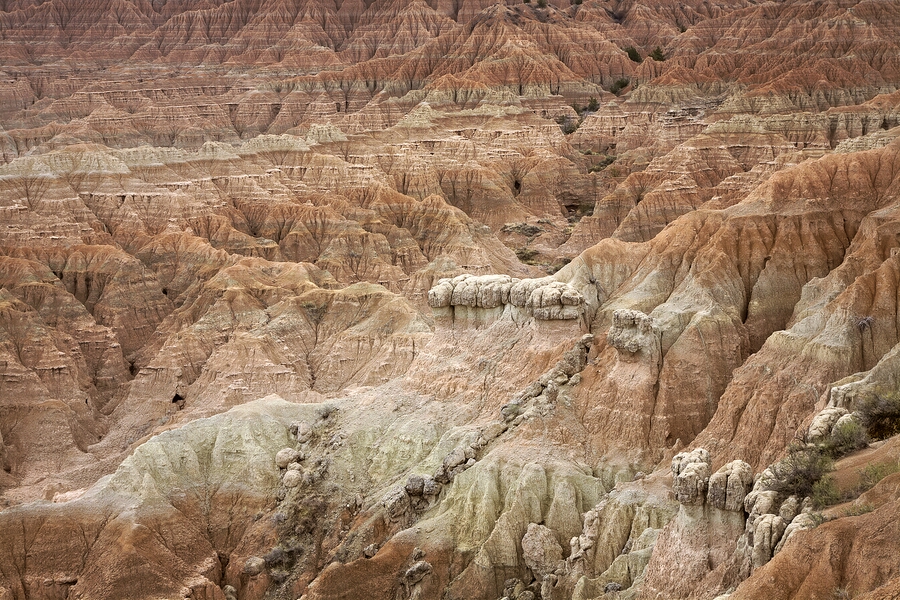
[{"xmin": 1, "ymin": 0, "xmax": 900, "ymax": 599}]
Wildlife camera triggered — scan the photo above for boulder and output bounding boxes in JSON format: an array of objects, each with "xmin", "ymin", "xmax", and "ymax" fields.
[
  {"xmin": 607, "ymin": 310, "xmax": 659, "ymax": 355},
  {"xmin": 290, "ymin": 421, "xmax": 313, "ymax": 443},
  {"xmin": 275, "ymin": 447, "xmax": 302, "ymax": 468},
  {"xmin": 382, "ymin": 486, "xmax": 410, "ymax": 520},
  {"xmin": 773, "ymin": 513, "xmax": 817, "ymax": 555},
  {"xmin": 403, "ymin": 561, "xmax": 432, "ymax": 585},
  {"xmin": 672, "ymin": 449, "xmax": 712, "ymax": 505},
  {"xmin": 707, "ymin": 460, "xmax": 753, "ymax": 511},
  {"xmin": 751, "ymin": 514, "xmax": 787, "ymax": 570},
  {"xmin": 405, "ymin": 475, "xmax": 426, "ymax": 496},
  {"xmin": 807, "ymin": 407, "xmax": 849, "ymax": 442},
  {"xmin": 522, "ymin": 523, "xmax": 564, "ymax": 579},
  {"xmin": 282, "ymin": 470, "xmax": 303, "ymax": 488},
  {"xmin": 778, "ymin": 496, "xmax": 800, "ymax": 523},
  {"xmin": 242, "ymin": 556, "xmax": 266, "ymax": 576}
]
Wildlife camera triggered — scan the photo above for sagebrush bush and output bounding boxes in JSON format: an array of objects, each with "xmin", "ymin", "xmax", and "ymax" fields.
[
  {"xmin": 859, "ymin": 461, "xmax": 900, "ymax": 491},
  {"xmin": 765, "ymin": 443, "xmax": 833, "ymax": 498},
  {"xmin": 856, "ymin": 393, "xmax": 900, "ymax": 439},
  {"xmin": 841, "ymin": 503, "xmax": 875, "ymax": 517},
  {"xmin": 556, "ymin": 115, "xmax": 580, "ymax": 134},
  {"xmin": 609, "ymin": 78, "xmax": 630, "ymax": 95},
  {"xmin": 810, "ymin": 475, "xmax": 840, "ymax": 509},
  {"xmin": 822, "ymin": 420, "xmax": 869, "ymax": 457}
]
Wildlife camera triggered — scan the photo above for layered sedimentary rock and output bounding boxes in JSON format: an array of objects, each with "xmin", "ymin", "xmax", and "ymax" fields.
[{"xmin": 2, "ymin": 1, "xmax": 900, "ymax": 600}]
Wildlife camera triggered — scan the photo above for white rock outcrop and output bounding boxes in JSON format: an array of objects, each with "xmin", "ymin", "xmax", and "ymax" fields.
[
  {"xmin": 751, "ymin": 514, "xmax": 787, "ymax": 569},
  {"xmin": 428, "ymin": 274, "xmax": 584, "ymax": 320},
  {"xmin": 606, "ymin": 310, "xmax": 662, "ymax": 368},
  {"xmin": 807, "ymin": 406, "xmax": 849, "ymax": 442},
  {"xmin": 773, "ymin": 512, "xmax": 817, "ymax": 555},
  {"xmin": 275, "ymin": 448, "xmax": 302, "ymax": 468},
  {"xmin": 522, "ymin": 523, "xmax": 564, "ymax": 579},
  {"xmin": 671, "ymin": 448, "xmax": 712, "ymax": 505},
  {"xmin": 707, "ymin": 460, "xmax": 754, "ymax": 512}
]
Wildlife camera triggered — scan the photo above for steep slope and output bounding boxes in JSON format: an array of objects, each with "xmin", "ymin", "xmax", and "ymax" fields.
[{"xmin": 2, "ymin": 1, "xmax": 900, "ymax": 600}]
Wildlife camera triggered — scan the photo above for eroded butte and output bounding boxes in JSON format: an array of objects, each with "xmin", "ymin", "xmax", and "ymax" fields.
[{"xmin": 1, "ymin": 1, "xmax": 900, "ymax": 599}]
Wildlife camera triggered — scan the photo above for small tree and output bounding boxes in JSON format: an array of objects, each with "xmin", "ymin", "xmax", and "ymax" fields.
[
  {"xmin": 763, "ymin": 443, "xmax": 833, "ymax": 499},
  {"xmin": 821, "ymin": 420, "xmax": 869, "ymax": 458},
  {"xmin": 857, "ymin": 393, "xmax": 900, "ymax": 440},
  {"xmin": 624, "ymin": 46, "xmax": 642, "ymax": 63},
  {"xmin": 649, "ymin": 46, "xmax": 666, "ymax": 61},
  {"xmin": 609, "ymin": 78, "xmax": 630, "ymax": 95},
  {"xmin": 587, "ymin": 96, "xmax": 599, "ymax": 111},
  {"xmin": 556, "ymin": 115, "xmax": 579, "ymax": 135}
]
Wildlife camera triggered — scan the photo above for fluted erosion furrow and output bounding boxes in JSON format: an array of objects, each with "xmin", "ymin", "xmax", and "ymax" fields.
[
  {"xmin": 554, "ymin": 139, "xmax": 900, "ymax": 471},
  {"xmin": 3, "ymin": 2, "xmax": 900, "ymax": 600}
]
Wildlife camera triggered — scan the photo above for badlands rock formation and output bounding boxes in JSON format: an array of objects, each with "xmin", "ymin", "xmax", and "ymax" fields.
[{"xmin": 1, "ymin": 1, "xmax": 900, "ymax": 599}]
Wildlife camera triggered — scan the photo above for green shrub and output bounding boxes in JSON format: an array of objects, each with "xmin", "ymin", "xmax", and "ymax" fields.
[
  {"xmin": 822, "ymin": 420, "xmax": 869, "ymax": 458},
  {"xmin": 501, "ymin": 223, "xmax": 542, "ymax": 237},
  {"xmin": 764, "ymin": 443, "xmax": 833, "ymax": 499},
  {"xmin": 832, "ymin": 587, "xmax": 851, "ymax": 600},
  {"xmin": 588, "ymin": 155, "xmax": 616, "ymax": 173},
  {"xmin": 841, "ymin": 503, "xmax": 874, "ymax": 517},
  {"xmin": 624, "ymin": 46, "xmax": 642, "ymax": 63},
  {"xmin": 808, "ymin": 459, "xmax": 900, "ymax": 509},
  {"xmin": 587, "ymin": 96, "xmax": 599, "ymax": 111},
  {"xmin": 556, "ymin": 115, "xmax": 580, "ymax": 134},
  {"xmin": 537, "ymin": 0, "xmax": 547, "ymax": 7},
  {"xmin": 859, "ymin": 461, "xmax": 900, "ymax": 491},
  {"xmin": 810, "ymin": 475, "xmax": 840, "ymax": 509},
  {"xmin": 649, "ymin": 46, "xmax": 666, "ymax": 61},
  {"xmin": 809, "ymin": 512, "xmax": 828, "ymax": 527},
  {"xmin": 856, "ymin": 393, "xmax": 900, "ymax": 440},
  {"xmin": 516, "ymin": 248, "xmax": 538, "ymax": 264},
  {"xmin": 609, "ymin": 78, "xmax": 630, "ymax": 95}
]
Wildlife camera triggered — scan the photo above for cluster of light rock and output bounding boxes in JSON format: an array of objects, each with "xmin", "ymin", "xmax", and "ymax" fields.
[
  {"xmin": 274, "ymin": 446, "xmax": 307, "ymax": 488},
  {"xmin": 272, "ymin": 407, "xmax": 338, "ymax": 494},
  {"xmin": 428, "ymin": 274, "xmax": 584, "ymax": 320},
  {"xmin": 742, "ymin": 486, "xmax": 814, "ymax": 570},
  {"xmin": 515, "ymin": 523, "xmax": 569, "ymax": 600},
  {"xmin": 806, "ymin": 406, "xmax": 859, "ymax": 443},
  {"xmin": 381, "ymin": 423, "xmax": 508, "ymax": 524},
  {"xmin": 274, "ymin": 420, "xmax": 314, "ymax": 489},
  {"xmin": 739, "ymin": 406, "xmax": 868, "ymax": 567},
  {"xmin": 670, "ymin": 449, "xmax": 751, "ymax": 510},
  {"xmin": 501, "ymin": 334, "xmax": 594, "ymax": 422},
  {"xmin": 606, "ymin": 310, "xmax": 660, "ymax": 357},
  {"xmin": 381, "ymin": 473, "xmax": 444, "ymax": 522},
  {"xmin": 380, "ymin": 333, "xmax": 595, "ymax": 534},
  {"xmin": 670, "ymin": 448, "xmax": 816, "ymax": 573},
  {"xmin": 567, "ymin": 495, "xmax": 658, "ymax": 595},
  {"xmin": 399, "ymin": 548, "xmax": 433, "ymax": 597}
]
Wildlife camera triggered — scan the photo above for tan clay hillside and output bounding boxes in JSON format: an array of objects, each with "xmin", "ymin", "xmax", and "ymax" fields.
[{"xmin": 0, "ymin": 1, "xmax": 899, "ymax": 599}]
